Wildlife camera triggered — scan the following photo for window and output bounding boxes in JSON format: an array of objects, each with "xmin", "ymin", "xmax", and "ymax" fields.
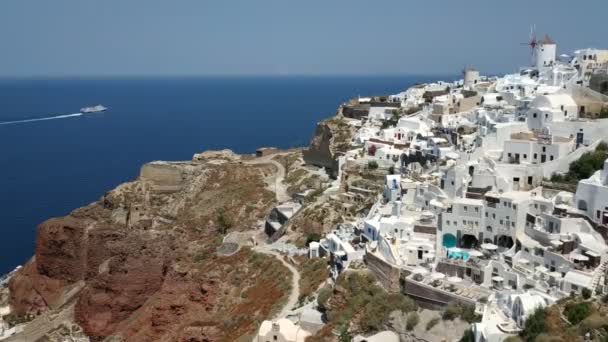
[
  {"xmin": 597, "ymin": 210, "xmax": 601, "ymax": 219},
  {"xmin": 523, "ymin": 154, "xmax": 527, "ymax": 159},
  {"xmin": 446, "ymin": 220, "xmax": 450, "ymax": 225},
  {"xmin": 462, "ymin": 220, "xmax": 466, "ymax": 225},
  {"xmin": 485, "ymin": 212, "xmax": 488, "ymax": 217},
  {"xmin": 550, "ymin": 155, "xmax": 554, "ymax": 161},
  {"xmin": 464, "ymin": 206, "xmax": 468, "ymax": 212},
  {"xmin": 475, "ymin": 207, "xmax": 479, "ymax": 213},
  {"xmin": 533, "ymin": 113, "xmax": 537, "ymax": 118},
  {"xmin": 492, "ymin": 213, "xmax": 496, "ymax": 219},
  {"xmin": 513, "ymin": 204, "xmax": 517, "ymax": 210},
  {"xmin": 508, "ymin": 153, "xmax": 512, "ymax": 157},
  {"xmin": 500, "ymin": 220, "xmax": 503, "ymax": 225},
  {"xmin": 534, "ymin": 153, "xmax": 537, "ymax": 159},
  {"xmin": 511, "ymin": 222, "xmax": 515, "ymax": 227},
  {"xmin": 542, "ymin": 146, "xmax": 546, "ymax": 152},
  {"xmin": 545, "ymin": 113, "xmax": 549, "ymax": 119},
  {"xmin": 487, "ymin": 226, "xmax": 492, "ymax": 232}
]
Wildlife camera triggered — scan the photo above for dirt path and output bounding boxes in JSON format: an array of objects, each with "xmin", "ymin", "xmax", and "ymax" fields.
[
  {"xmin": 253, "ymin": 245, "xmax": 300, "ymax": 319},
  {"xmin": 244, "ymin": 154, "xmax": 290, "ymax": 203}
]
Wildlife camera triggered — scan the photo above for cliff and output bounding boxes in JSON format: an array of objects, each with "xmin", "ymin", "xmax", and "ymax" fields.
[
  {"xmin": 7, "ymin": 151, "xmax": 292, "ymax": 341},
  {"xmin": 303, "ymin": 114, "xmax": 357, "ymax": 178}
]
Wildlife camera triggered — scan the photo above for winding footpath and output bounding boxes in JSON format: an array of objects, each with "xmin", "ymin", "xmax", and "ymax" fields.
[
  {"xmin": 243, "ymin": 154, "xmax": 291, "ymax": 203},
  {"xmin": 253, "ymin": 245, "xmax": 301, "ymax": 319}
]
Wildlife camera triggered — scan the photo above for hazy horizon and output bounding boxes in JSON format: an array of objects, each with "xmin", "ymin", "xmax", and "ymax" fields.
[{"xmin": 1, "ymin": 0, "xmax": 606, "ymax": 78}]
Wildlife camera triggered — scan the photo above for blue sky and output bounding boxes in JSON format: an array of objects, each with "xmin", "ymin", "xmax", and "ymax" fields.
[{"xmin": 0, "ymin": 0, "xmax": 606, "ymax": 77}]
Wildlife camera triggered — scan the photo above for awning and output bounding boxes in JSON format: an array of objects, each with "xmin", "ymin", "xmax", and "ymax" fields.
[
  {"xmin": 518, "ymin": 258, "xmax": 530, "ymax": 264},
  {"xmin": 585, "ymin": 250, "xmax": 601, "ymax": 258},
  {"xmin": 572, "ymin": 254, "xmax": 589, "ymax": 261}
]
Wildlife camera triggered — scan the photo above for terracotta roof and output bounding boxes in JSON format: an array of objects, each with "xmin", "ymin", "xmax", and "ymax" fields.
[{"xmin": 542, "ymin": 34, "xmax": 555, "ymax": 45}]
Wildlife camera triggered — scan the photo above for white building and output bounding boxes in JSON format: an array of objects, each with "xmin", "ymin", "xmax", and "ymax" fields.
[
  {"xmin": 536, "ymin": 35, "xmax": 557, "ymax": 71},
  {"xmin": 502, "ymin": 129, "xmax": 574, "ymax": 165},
  {"xmin": 257, "ymin": 319, "xmax": 311, "ymax": 342},
  {"xmin": 526, "ymin": 93, "xmax": 578, "ymax": 130},
  {"xmin": 574, "ymin": 159, "xmax": 608, "ymax": 225}
]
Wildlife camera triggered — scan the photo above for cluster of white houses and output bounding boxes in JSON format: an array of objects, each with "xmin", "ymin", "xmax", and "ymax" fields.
[
  {"xmin": 298, "ymin": 36, "xmax": 608, "ymax": 342},
  {"xmin": 260, "ymin": 36, "xmax": 608, "ymax": 342}
]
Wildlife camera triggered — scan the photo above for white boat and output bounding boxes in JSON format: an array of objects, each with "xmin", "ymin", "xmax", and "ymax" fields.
[{"xmin": 80, "ymin": 105, "xmax": 108, "ymax": 113}]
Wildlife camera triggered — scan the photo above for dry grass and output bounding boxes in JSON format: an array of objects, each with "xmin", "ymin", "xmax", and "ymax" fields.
[{"xmin": 298, "ymin": 258, "xmax": 329, "ymax": 302}]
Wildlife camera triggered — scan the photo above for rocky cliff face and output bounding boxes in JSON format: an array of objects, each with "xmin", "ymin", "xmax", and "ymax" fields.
[
  {"xmin": 8, "ymin": 151, "xmax": 291, "ymax": 341},
  {"xmin": 303, "ymin": 114, "xmax": 356, "ymax": 178}
]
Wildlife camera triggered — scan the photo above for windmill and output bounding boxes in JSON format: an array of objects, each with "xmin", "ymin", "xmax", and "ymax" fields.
[{"xmin": 520, "ymin": 25, "xmax": 538, "ymax": 66}]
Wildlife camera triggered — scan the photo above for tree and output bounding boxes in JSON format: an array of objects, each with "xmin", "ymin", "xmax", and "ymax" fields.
[
  {"xmin": 564, "ymin": 301, "xmax": 591, "ymax": 324},
  {"xmin": 520, "ymin": 307, "xmax": 547, "ymax": 341},
  {"xmin": 368, "ymin": 161, "xmax": 378, "ymax": 170},
  {"xmin": 216, "ymin": 208, "xmax": 232, "ymax": 235},
  {"xmin": 388, "ymin": 166, "xmax": 395, "ymax": 174},
  {"xmin": 582, "ymin": 288, "xmax": 592, "ymax": 300},
  {"xmin": 406, "ymin": 312, "xmax": 420, "ymax": 331}
]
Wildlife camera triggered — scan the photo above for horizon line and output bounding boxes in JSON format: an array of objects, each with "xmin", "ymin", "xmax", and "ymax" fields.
[{"xmin": 0, "ymin": 72, "xmax": 476, "ymax": 81}]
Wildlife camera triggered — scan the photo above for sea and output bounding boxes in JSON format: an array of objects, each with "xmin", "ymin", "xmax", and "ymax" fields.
[{"xmin": 0, "ymin": 75, "xmax": 448, "ymax": 275}]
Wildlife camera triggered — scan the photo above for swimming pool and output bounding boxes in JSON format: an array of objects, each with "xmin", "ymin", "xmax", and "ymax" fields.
[{"xmin": 448, "ymin": 251, "xmax": 470, "ymax": 261}]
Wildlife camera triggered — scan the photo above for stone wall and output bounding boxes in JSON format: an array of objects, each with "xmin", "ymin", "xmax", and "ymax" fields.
[
  {"xmin": 402, "ymin": 278, "xmax": 476, "ymax": 310},
  {"xmin": 139, "ymin": 162, "xmax": 184, "ymax": 193},
  {"xmin": 364, "ymin": 252, "xmax": 400, "ymax": 292}
]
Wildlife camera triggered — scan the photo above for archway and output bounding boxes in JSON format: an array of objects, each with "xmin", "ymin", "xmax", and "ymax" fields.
[
  {"xmin": 461, "ymin": 234, "xmax": 479, "ymax": 249},
  {"xmin": 497, "ymin": 235, "xmax": 514, "ymax": 248}
]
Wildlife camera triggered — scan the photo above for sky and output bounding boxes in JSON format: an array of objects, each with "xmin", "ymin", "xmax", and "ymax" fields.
[{"xmin": 0, "ymin": 0, "xmax": 606, "ymax": 77}]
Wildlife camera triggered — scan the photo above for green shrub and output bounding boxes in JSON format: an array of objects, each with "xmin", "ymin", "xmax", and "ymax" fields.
[
  {"xmin": 305, "ymin": 233, "xmax": 321, "ymax": 246},
  {"xmin": 564, "ymin": 301, "xmax": 591, "ymax": 325},
  {"xmin": 368, "ymin": 161, "xmax": 379, "ymax": 170},
  {"xmin": 459, "ymin": 328, "xmax": 474, "ymax": 342},
  {"xmin": 317, "ymin": 285, "xmax": 332, "ymax": 311},
  {"xmin": 520, "ymin": 307, "xmax": 547, "ymax": 341},
  {"xmin": 582, "ymin": 288, "xmax": 592, "ymax": 299},
  {"xmin": 388, "ymin": 166, "xmax": 395, "ymax": 174},
  {"xmin": 426, "ymin": 317, "xmax": 439, "ymax": 331},
  {"xmin": 406, "ymin": 312, "xmax": 419, "ymax": 331},
  {"xmin": 442, "ymin": 302, "xmax": 462, "ymax": 320}
]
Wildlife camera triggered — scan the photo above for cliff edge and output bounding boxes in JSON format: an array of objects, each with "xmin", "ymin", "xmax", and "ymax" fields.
[
  {"xmin": 7, "ymin": 151, "xmax": 292, "ymax": 341},
  {"xmin": 303, "ymin": 111, "xmax": 356, "ymax": 178}
]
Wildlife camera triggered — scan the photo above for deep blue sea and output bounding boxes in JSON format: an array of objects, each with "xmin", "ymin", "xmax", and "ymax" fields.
[{"xmin": 0, "ymin": 76, "xmax": 443, "ymax": 274}]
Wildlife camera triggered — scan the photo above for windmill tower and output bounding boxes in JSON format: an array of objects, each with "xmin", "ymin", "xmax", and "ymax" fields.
[
  {"xmin": 521, "ymin": 25, "xmax": 556, "ymax": 70},
  {"xmin": 521, "ymin": 25, "xmax": 539, "ymax": 67},
  {"xmin": 462, "ymin": 66, "xmax": 480, "ymax": 88}
]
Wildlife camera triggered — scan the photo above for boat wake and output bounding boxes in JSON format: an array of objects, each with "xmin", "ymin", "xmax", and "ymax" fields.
[{"xmin": 0, "ymin": 112, "xmax": 83, "ymax": 126}]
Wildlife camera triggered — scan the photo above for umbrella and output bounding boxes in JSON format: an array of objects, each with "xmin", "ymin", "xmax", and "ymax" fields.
[
  {"xmin": 518, "ymin": 258, "xmax": 530, "ymax": 264},
  {"xmin": 431, "ymin": 272, "xmax": 445, "ymax": 280},
  {"xmin": 492, "ymin": 276, "xmax": 504, "ymax": 282},
  {"xmin": 535, "ymin": 265, "xmax": 548, "ymax": 273},
  {"xmin": 448, "ymin": 247, "xmax": 463, "ymax": 253},
  {"xmin": 481, "ymin": 243, "xmax": 498, "ymax": 250},
  {"xmin": 468, "ymin": 250, "xmax": 483, "ymax": 257},
  {"xmin": 447, "ymin": 276, "xmax": 462, "ymax": 283},
  {"xmin": 412, "ymin": 267, "xmax": 429, "ymax": 275}
]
